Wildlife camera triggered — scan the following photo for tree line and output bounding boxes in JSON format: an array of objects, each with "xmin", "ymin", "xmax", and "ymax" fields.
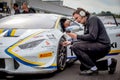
[{"xmin": 92, "ymin": 11, "xmax": 120, "ymax": 18}]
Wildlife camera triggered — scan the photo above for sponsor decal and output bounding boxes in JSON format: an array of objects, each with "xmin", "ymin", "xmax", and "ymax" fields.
[
  {"xmin": 45, "ymin": 41, "xmax": 50, "ymax": 45},
  {"xmin": 47, "ymin": 34, "xmax": 56, "ymax": 39},
  {"xmin": 14, "ymin": 50, "xmax": 19, "ymax": 52},
  {"xmin": 39, "ymin": 52, "xmax": 53, "ymax": 58},
  {"xmin": 33, "ymin": 35, "xmax": 44, "ymax": 38}
]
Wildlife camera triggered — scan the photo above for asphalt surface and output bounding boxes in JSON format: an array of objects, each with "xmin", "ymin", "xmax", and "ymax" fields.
[{"xmin": 0, "ymin": 54, "xmax": 120, "ymax": 80}]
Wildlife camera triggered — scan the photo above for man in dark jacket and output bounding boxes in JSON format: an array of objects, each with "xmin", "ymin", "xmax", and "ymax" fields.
[
  {"xmin": 21, "ymin": 2, "xmax": 36, "ymax": 13},
  {"xmin": 13, "ymin": 3, "xmax": 20, "ymax": 14},
  {"xmin": 63, "ymin": 8, "xmax": 117, "ymax": 75}
]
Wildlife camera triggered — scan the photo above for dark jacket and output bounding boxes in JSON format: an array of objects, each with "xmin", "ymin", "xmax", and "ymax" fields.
[
  {"xmin": 22, "ymin": 8, "xmax": 36, "ymax": 13},
  {"xmin": 77, "ymin": 15, "xmax": 111, "ymax": 45},
  {"xmin": 14, "ymin": 9, "xmax": 20, "ymax": 14}
]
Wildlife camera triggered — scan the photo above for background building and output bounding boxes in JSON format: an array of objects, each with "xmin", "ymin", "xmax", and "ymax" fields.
[{"xmin": 0, "ymin": 0, "xmax": 75, "ymax": 16}]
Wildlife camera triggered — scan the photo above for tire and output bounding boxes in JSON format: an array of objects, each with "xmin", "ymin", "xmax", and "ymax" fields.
[{"xmin": 57, "ymin": 36, "xmax": 67, "ymax": 71}]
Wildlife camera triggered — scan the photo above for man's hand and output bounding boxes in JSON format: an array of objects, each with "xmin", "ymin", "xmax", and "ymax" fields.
[
  {"xmin": 66, "ymin": 32, "xmax": 77, "ymax": 39},
  {"xmin": 62, "ymin": 41, "xmax": 71, "ymax": 46}
]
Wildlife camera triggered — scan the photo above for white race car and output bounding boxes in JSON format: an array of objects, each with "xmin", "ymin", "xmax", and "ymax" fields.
[
  {"xmin": 97, "ymin": 14, "xmax": 120, "ymax": 55},
  {"xmin": 0, "ymin": 14, "xmax": 120, "ymax": 75}
]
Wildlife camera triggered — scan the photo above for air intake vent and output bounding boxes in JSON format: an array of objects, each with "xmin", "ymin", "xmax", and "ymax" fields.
[
  {"xmin": 0, "ymin": 59, "xmax": 5, "ymax": 68},
  {"xmin": 14, "ymin": 59, "xmax": 20, "ymax": 69}
]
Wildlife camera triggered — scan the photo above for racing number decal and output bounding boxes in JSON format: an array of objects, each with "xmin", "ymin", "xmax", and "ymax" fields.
[
  {"xmin": 110, "ymin": 42, "xmax": 120, "ymax": 54},
  {"xmin": 111, "ymin": 42, "xmax": 117, "ymax": 48}
]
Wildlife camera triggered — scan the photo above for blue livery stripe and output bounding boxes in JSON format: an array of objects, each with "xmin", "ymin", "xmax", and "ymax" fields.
[
  {"xmin": 5, "ymin": 48, "xmax": 57, "ymax": 69},
  {"xmin": 7, "ymin": 29, "xmax": 12, "ymax": 36},
  {"xmin": 5, "ymin": 48, "xmax": 38, "ymax": 67}
]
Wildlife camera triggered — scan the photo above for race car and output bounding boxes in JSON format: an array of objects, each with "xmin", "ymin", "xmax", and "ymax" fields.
[
  {"xmin": 97, "ymin": 13, "xmax": 120, "ymax": 55},
  {"xmin": 0, "ymin": 13, "xmax": 120, "ymax": 75}
]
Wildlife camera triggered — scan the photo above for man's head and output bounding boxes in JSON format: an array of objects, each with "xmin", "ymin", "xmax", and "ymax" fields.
[
  {"xmin": 13, "ymin": 3, "xmax": 18, "ymax": 10},
  {"xmin": 73, "ymin": 8, "xmax": 90, "ymax": 24},
  {"xmin": 21, "ymin": 2, "xmax": 28, "ymax": 10}
]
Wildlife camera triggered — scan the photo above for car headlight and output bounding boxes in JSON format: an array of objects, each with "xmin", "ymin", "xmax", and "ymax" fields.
[{"xmin": 18, "ymin": 39, "xmax": 45, "ymax": 49}]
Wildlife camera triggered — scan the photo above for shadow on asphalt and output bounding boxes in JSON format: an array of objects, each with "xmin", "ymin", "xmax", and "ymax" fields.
[
  {"xmin": 0, "ymin": 72, "xmax": 56, "ymax": 80},
  {"xmin": 0, "ymin": 61, "xmax": 76, "ymax": 80}
]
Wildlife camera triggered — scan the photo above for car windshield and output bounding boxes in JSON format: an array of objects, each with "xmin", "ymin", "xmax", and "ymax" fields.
[{"xmin": 0, "ymin": 14, "xmax": 58, "ymax": 29}]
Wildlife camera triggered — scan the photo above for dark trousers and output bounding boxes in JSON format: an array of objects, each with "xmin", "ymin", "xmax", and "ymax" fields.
[{"xmin": 71, "ymin": 41, "xmax": 111, "ymax": 71}]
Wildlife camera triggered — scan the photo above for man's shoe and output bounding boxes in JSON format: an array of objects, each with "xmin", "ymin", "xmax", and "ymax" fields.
[
  {"xmin": 80, "ymin": 70, "xmax": 98, "ymax": 75},
  {"xmin": 108, "ymin": 58, "xmax": 117, "ymax": 74}
]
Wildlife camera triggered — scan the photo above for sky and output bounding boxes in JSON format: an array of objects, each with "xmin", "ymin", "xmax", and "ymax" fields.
[{"xmin": 63, "ymin": 0, "xmax": 120, "ymax": 14}]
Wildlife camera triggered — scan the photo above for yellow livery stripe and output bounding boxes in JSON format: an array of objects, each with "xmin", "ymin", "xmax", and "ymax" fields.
[
  {"xmin": 55, "ymin": 16, "xmax": 61, "ymax": 29},
  {"xmin": 109, "ymin": 50, "xmax": 120, "ymax": 54},
  {"xmin": 10, "ymin": 29, "xmax": 16, "ymax": 36},
  {"xmin": 7, "ymin": 47, "xmax": 45, "ymax": 65},
  {"xmin": 7, "ymin": 31, "xmax": 47, "ymax": 66},
  {"xmin": 0, "ymin": 29, "xmax": 4, "ymax": 34}
]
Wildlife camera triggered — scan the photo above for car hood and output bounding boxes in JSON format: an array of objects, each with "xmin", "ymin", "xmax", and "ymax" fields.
[
  {"xmin": 0, "ymin": 29, "xmax": 62, "ymax": 67},
  {"xmin": 0, "ymin": 29, "xmax": 62, "ymax": 58}
]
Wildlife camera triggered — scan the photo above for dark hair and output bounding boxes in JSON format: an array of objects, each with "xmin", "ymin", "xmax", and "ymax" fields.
[
  {"xmin": 14, "ymin": 3, "xmax": 18, "ymax": 7},
  {"xmin": 73, "ymin": 8, "xmax": 90, "ymax": 17},
  {"xmin": 60, "ymin": 18, "xmax": 67, "ymax": 32}
]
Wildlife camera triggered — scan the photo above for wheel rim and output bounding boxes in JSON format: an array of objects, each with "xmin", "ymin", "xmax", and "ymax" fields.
[{"xmin": 57, "ymin": 37, "xmax": 67, "ymax": 70}]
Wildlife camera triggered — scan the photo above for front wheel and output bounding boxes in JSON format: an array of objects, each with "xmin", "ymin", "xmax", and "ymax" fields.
[{"xmin": 57, "ymin": 36, "xmax": 67, "ymax": 71}]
